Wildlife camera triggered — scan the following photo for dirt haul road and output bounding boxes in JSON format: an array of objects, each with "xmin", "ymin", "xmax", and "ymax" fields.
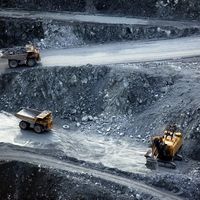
[
  {"xmin": 1, "ymin": 36, "xmax": 200, "ymax": 68},
  {"xmin": 0, "ymin": 8, "xmax": 199, "ymax": 28},
  {"xmin": 0, "ymin": 112, "xmax": 149, "ymax": 174},
  {"xmin": 0, "ymin": 9, "xmax": 200, "ymax": 68},
  {"xmin": 0, "ymin": 147, "xmax": 183, "ymax": 200},
  {"xmin": 41, "ymin": 36, "xmax": 200, "ymax": 66}
]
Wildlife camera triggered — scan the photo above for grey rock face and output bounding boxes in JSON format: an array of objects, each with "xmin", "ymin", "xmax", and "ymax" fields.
[{"xmin": 1, "ymin": 0, "xmax": 200, "ymax": 20}]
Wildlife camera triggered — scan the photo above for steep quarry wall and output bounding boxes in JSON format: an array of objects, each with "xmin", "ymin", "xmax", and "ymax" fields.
[
  {"xmin": 0, "ymin": 18, "xmax": 44, "ymax": 48},
  {"xmin": 0, "ymin": 17, "xmax": 200, "ymax": 49},
  {"xmin": 1, "ymin": 61, "xmax": 200, "ymax": 161},
  {"xmin": 0, "ymin": 161, "xmax": 134, "ymax": 200},
  {"xmin": 1, "ymin": 0, "xmax": 200, "ymax": 20},
  {"xmin": 0, "ymin": 65, "xmax": 174, "ymax": 119}
]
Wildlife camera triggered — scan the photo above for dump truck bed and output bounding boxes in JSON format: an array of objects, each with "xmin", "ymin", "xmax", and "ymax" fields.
[
  {"xmin": 1, "ymin": 53, "xmax": 27, "ymax": 60},
  {"xmin": 15, "ymin": 108, "xmax": 51, "ymax": 123},
  {"xmin": 0, "ymin": 45, "xmax": 40, "ymax": 62},
  {"xmin": 0, "ymin": 46, "xmax": 27, "ymax": 60}
]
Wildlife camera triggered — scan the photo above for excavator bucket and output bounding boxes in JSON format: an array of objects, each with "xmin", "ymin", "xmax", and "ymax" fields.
[
  {"xmin": 145, "ymin": 151, "xmax": 176, "ymax": 169},
  {"xmin": 145, "ymin": 156, "xmax": 158, "ymax": 170},
  {"xmin": 145, "ymin": 150, "xmax": 158, "ymax": 170}
]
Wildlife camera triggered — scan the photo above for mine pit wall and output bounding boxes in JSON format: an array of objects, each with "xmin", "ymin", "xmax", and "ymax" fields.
[
  {"xmin": 0, "ymin": 161, "xmax": 138, "ymax": 200},
  {"xmin": 0, "ymin": 17, "xmax": 44, "ymax": 48},
  {"xmin": 1, "ymin": 0, "xmax": 200, "ymax": 20},
  {"xmin": 1, "ymin": 64, "xmax": 200, "ymax": 161},
  {"xmin": 0, "ymin": 17, "xmax": 200, "ymax": 49},
  {"xmin": 0, "ymin": 66, "xmax": 173, "ymax": 119}
]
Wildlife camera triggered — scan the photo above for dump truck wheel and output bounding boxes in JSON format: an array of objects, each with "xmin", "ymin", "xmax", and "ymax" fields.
[
  {"xmin": 27, "ymin": 58, "xmax": 36, "ymax": 67},
  {"xmin": 19, "ymin": 121, "xmax": 29, "ymax": 130},
  {"xmin": 34, "ymin": 124, "xmax": 43, "ymax": 133},
  {"xmin": 8, "ymin": 60, "xmax": 18, "ymax": 68}
]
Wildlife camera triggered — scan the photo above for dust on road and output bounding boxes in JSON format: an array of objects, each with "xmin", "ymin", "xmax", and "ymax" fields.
[
  {"xmin": 0, "ymin": 112, "xmax": 149, "ymax": 174},
  {"xmin": 41, "ymin": 36, "xmax": 200, "ymax": 66}
]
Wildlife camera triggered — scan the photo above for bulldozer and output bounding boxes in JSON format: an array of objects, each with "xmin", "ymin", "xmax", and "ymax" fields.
[
  {"xmin": 0, "ymin": 43, "xmax": 40, "ymax": 68},
  {"xmin": 145, "ymin": 124, "xmax": 183, "ymax": 169},
  {"xmin": 15, "ymin": 108, "xmax": 53, "ymax": 133}
]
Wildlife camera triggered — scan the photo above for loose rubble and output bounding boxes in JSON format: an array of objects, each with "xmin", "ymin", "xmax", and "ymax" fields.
[
  {"xmin": 1, "ymin": 1, "xmax": 200, "ymax": 199},
  {"xmin": 1, "ymin": 60, "xmax": 200, "ymax": 161}
]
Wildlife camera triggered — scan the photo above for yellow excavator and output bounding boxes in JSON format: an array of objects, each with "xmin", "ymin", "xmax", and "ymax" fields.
[{"xmin": 145, "ymin": 124, "xmax": 183, "ymax": 169}]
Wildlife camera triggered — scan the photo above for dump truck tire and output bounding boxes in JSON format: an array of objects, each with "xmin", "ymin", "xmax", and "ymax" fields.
[
  {"xmin": 8, "ymin": 60, "xmax": 18, "ymax": 68},
  {"xmin": 19, "ymin": 121, "xmax": 29, "ymax": 130},
  {"xmin": 34, "ymin": 124, "xmax": 43, "ymax": 133},
  {"xmin": 27, "ymin": 58, "xmax": 36, "ymax": 67}
]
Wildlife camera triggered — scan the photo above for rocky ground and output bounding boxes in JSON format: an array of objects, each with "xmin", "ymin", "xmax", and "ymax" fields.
[
  {"xmin": 1, "ymin": 1, "xmax": 200, "ymax": 200},
  {"xmin": 1, "ymin": 13, "xmax": 200, "ymax": 49},
  {"xmin": 0, "ymin": 143, "xmax": 199, "ymax": 200},
  {"xmin": 1, "ymin": 59, "xmax": 200, "ymax": 199},
  {"xmin": 1, "ymin": 59, "xmax": 200, "ymax": 144},
  {"xmin": 0, "ymin": 161, "xmax": 138, "ymax": 200},
  {"xmin": 0, "ymin": 17, "xmax": 43, "ymax": 48},
  {"xmin": 1, "ymin": 59, "xmax": 200, "ymax": 161},
  {"xmin": 1, "ymin": 0, "xmax": 200, "ymax": 20},
  {"xmin": 38, "ymin": 19, "xmax": 200, "ymax": 49}
]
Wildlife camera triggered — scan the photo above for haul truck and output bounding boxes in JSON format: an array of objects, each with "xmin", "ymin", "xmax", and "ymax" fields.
[
  {"xmin": 15, "ymin": 108, "xmax": 53, "ymax": 133},
  {"xmin": 0, "ymin": 44, "xmax": 40, "ymax": 68}
]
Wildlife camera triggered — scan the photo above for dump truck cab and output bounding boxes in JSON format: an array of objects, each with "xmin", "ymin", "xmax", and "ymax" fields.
[{"xmin": 15, "ymin": 108, "xmax": 53, "ymax": 133}]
